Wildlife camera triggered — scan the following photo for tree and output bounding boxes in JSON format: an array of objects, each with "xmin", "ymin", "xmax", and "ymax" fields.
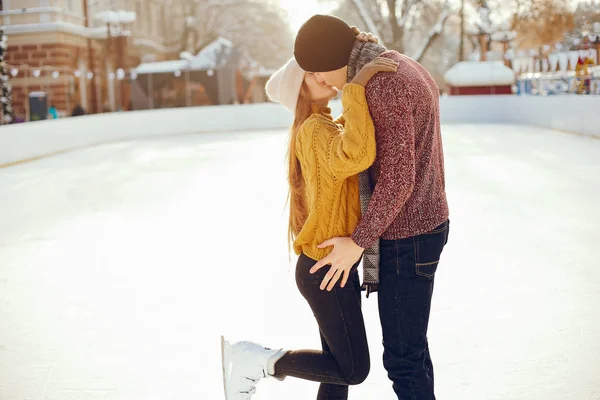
[
  {"xmin": 321, "ymin": 0, "xmax": 454, "ymax": 63},
  {"xmin": 0, "ymin": 30, "xmax": 13, "ymax": 124},
  {"xmin": 170, "ymin": 0, "xmax": 293, "ymax": 69},
  {"xmin": 478, "ymin": 0, "xmax": 574, "ymax": 50}
]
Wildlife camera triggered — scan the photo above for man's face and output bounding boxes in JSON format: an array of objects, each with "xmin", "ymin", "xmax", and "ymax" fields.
[{"xmin": 314, "ymin": 65, "xmax": 348, "ymax": 91}]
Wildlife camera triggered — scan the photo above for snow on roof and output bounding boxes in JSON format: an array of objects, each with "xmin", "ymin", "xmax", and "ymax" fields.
[
  {"xmin": 134, "ymin": 37, "xmax": 235, "ymax": 74},
  {"xmin": 94, "ymin": 10, "xmax": 136, "ymax": 25},
  {"xmin": 445, "ymin": 61, "xmax": 515, "ymax": 87},
  {"xmin": 135, "ymin": 59, "xmax": 189, "ymax": 75},
  {"xmin": 188, "ymin": 37, "xmax": 234, "ymax": 70}
]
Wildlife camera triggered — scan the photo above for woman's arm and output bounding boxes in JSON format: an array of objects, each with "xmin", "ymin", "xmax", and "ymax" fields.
[{"xmin": 327, "ymin": 84, "xmax": 376, "ymax": 179}]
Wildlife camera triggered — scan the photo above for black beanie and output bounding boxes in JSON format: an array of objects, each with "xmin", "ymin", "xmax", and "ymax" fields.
[{"xmin": 294, "ymin": 15, "xmax": 357, "ymax": 72}]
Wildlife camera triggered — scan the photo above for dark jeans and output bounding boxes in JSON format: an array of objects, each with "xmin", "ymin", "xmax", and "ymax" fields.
[
  {"xmin": 378, "ymin": 220, "xmax": 449, "ymax": 400},
  {"xmin": 274, "ymin": 253, "xmax": 370, "ymax": 400}
]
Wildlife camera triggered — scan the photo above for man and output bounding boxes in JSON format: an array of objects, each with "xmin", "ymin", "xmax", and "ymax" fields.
[{"xmin": 294, "ymin": 15, "xmax": 450, "ymax": 399}]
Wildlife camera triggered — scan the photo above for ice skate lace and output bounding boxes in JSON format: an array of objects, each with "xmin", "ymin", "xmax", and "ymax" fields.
[
  {"xmin": 238, "ymin": 386, "xmax": 257, "ymax": 399},
  {"xmin": 237, "ymin": 376, "xmax": 259, "ymax": 398}
]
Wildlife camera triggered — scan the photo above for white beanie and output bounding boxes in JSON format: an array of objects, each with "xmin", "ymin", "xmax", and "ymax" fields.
[{"xmin": 265, "ymin": 58, "xmax": 306, "ymax": 113}]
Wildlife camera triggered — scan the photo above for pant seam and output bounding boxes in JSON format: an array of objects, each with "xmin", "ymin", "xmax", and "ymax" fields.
[
  {"xmin": 333, "ymin": 285, "xmax": 356, "ymax": 384},
  {"xmin": 276, "ymin": 367, "xmax": 344, "ymax": 381},
  {"xmin": 396, "ymin": 239, "xmax": 418, "ymax": 400}
]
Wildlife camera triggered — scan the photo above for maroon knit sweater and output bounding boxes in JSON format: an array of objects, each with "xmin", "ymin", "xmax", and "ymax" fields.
[{"xmin": 350, "ymin": 49, "xmax": 449, "ymax": 249}]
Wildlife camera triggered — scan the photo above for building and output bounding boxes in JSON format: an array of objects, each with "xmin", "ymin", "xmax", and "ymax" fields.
[
  {"xmin": 444, "ymin": 61, "xmax": 515, "ymax": 95},
  {"xmin": 0, "ymin": 0, "xmax": 181, "ymax": 120}
]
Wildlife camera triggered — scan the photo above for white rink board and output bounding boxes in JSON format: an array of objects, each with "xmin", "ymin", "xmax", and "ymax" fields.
[{"xmin": 1, "ymin": 95, "xmax": 599, "ymax": 167}]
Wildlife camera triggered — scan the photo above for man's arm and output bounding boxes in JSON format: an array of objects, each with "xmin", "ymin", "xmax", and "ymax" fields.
[
  {"xmin": 351, "ymin": 77, "xmax": 416, "ymax": 249},
  {"xmin": 310, "ymin": 69, "xmax": 417, "ymax": 290}
]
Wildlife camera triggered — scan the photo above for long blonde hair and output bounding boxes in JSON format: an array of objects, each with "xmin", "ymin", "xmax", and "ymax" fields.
[{"xmin": 287, "ymin": 83, "xmax": 313, "ymax": 251}]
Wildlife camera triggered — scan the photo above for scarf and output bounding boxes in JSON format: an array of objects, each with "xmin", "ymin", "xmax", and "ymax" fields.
[{"xmin": 347, "ymin": 41, "xmax": 386, "ymax": 297}]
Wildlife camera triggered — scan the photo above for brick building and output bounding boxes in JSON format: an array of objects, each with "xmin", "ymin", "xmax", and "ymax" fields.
[{"xmin": 1, "ymin": 0, "xmax": 181, "ymax": 119}]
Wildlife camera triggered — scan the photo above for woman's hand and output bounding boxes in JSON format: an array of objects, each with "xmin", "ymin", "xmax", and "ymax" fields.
[
  {"xmin": 351, "ymin": 26, "xmax": 379, "ymax": 43},
  {"xmin": 350, "ymin": 57, "xmax": 398, "ymax": 87}
]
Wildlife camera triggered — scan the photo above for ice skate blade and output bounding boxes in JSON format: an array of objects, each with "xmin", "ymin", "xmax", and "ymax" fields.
[{"xmin": 221, "ymin": 335, "xmax": 231, "ymax": 400}]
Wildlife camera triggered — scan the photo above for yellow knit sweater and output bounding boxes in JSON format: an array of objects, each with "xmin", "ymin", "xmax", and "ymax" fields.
[{"xmin": 293, "ymin": 83, "xmax": 376, "ymax": 260}]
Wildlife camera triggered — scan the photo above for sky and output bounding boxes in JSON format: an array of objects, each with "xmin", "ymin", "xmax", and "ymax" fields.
[
  {"xmin": 277, "ymin": 0, "xmax": 597, "ymax": 32},
  {"xmin": 277, "ymin": 0, "xmax": 337, "ymax": 32}
]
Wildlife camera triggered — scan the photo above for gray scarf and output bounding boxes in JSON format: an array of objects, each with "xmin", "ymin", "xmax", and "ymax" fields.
[{"xmin": 347, "ymin": 41, "xmax": 386, "ymax": 297}]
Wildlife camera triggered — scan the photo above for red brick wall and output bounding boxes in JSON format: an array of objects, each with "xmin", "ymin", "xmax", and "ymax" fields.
[
  {"xmin": 7, "ymin": 43, "xmax": 86, "ymax": 117},
  {"xmin": 7, "ymin": 39, "xmax": 156, "ymax": 118}
]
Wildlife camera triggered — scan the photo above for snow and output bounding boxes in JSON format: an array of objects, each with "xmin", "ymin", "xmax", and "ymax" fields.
[
  {"xmin": 0, "ymin": 123, "xmax": 599, "ymax": 400},
  {"xmin": 135, "ymin": 59, "xmax": 189, "ymax": 75},
  {"xmin": 134, "ymin": 37, "xmax": 234, "ymax": 74},
  {"xmin": 490, "ymin": 31, "xmax": 517, "ymax": 42},
  {"xmin": 93, "ymin": 10, "xmax": 136, "ymax": 25},
  {"xmin": 445, "ymin": 61, "xmax": 515, "ymax": 87},
  {"xmin": 188, "ymin": 37, "xmax": 234, "ymax": 71}
]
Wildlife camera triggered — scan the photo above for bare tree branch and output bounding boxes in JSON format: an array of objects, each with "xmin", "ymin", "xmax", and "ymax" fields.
[
  {"xmin": 170, "ymin": 0, "xmax": 293, "ymax": 68},
  {"xmin": 412, "ymin": 1, "xmax": 451, "ymax": 62},
  {"xmin": 350, "ymin": 0, "xmax": 385, "ymax": 44}
]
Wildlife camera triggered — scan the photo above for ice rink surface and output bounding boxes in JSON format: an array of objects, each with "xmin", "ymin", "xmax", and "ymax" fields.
[{"xmin": 1, "ymin": 124, "xmax": 599, "ymax": 400}]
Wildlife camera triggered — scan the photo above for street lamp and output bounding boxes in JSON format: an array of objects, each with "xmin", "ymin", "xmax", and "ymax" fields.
[
  {"xmin": 95, "ymin": 10, "xmax": 136, "ymax": 111},
  {"xmin": 491, "ymin": 30, "xmax": 517, "ymax": 67}
]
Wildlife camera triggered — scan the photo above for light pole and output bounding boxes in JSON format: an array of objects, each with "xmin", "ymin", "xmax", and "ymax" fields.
[
  {"xmin": 476, "ymin": 1, "xmax": 492, "ymax": 61},
  {"xmin": 179, "ymin": 51, "xmax": 193, "ymax": 107},
  {"xmin": 83, "ymin": 0, "xmax": 98, "ymax": 113},
  {"xmin": 95, "ymin": 10, "xmax": 136, "ymax": 111},
  {"xmin": 491, "ymin": 27, "xmax": 517, "ymax": 68}
]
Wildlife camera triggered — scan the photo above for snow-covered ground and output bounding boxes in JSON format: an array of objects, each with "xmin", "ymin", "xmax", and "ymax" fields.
[{"xmin": 0, "ymin": 124, "xmax": 599, "ymax": 400}]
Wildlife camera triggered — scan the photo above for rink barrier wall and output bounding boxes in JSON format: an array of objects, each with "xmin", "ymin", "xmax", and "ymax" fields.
[
  {"xmin": 0, "ymin": 95, "xmax": 598, "ymax": 167},
  {"xmin": 438, "ymin": 95, "xmax": 599, "ymax": 138}
]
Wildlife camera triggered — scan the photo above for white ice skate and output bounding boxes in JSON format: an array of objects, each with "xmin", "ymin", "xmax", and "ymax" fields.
[{"xmin": 221, "ymin": 336, "xmax": 286, "ymax": 400}]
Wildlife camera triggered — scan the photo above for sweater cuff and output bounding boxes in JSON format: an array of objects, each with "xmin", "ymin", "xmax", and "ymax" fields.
[
  {"xmin": 351, "ymin": 229, "xmax": 374, "ymax": 251},
  {"xmin": 342, "ymin": 83, "xmax": 367, "ymax": 106}
]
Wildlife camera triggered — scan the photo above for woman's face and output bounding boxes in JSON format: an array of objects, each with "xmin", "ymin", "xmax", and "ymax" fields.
[{"xmin": 304, "ymin": 73, "xmax": 338, "ymax": 103}]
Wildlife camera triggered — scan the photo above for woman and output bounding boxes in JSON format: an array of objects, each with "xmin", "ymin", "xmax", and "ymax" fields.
[{"xmin": 222, "ymin": 40, "xmax": 398, "ymax": 400}]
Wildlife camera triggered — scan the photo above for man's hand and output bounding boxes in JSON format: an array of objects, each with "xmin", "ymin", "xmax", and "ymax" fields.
[
  {"xmin": 310, "ymin": 237, "xmax": 365, "ymax": 291},
  {"xmin": 350, "ymin": 57, "xmax": 398, "ymax": 87}
]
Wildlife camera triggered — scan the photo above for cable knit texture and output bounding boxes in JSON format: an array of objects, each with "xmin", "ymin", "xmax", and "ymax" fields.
[
  {"xmin": 293, "ymin": 83, "xmax": 376, "ymax": 260},
  {"xmin": 349, "ymin": 47, "xmax": 449, "ymax": 249}
]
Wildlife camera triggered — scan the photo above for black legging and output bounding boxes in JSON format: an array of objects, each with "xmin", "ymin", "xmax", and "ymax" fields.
[{"xmin": 274, "ymin": 253, "xmax": 370, "ymax": 400}]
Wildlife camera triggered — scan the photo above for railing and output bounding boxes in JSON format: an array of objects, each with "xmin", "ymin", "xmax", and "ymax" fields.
[
  {"xmin": 516, "ymin": 71, "xmax": 600, "ymax": 96},
  {"xmin": 0, "ymin": 7, "xmax": 85, "ymax": 26}
]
